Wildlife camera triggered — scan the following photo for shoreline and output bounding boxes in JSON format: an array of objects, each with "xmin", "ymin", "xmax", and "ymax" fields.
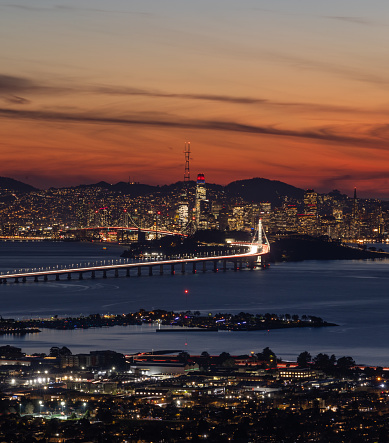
[{"xmin": 0, "ymin": 310, "xmax": 337, "ymax": 334}]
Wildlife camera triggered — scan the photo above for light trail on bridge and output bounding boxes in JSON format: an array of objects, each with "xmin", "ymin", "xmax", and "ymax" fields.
[
  {"xmin": 65, "ymin": 226, "xmax": 187, "ymax": 236},
  {"xmin": 0, "ymin": 245, "xmax": 269, "ymax": 283}
]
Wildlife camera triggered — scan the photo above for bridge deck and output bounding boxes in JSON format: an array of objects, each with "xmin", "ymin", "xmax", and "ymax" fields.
[{"xmin": 0, "ymin": 245, "xmax": 269, "ymax": 281}]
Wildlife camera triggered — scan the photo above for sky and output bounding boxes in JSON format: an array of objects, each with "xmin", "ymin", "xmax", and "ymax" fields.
[{"xmin": 1, "ymin": 0, "xmax": 389, "ymax": 197}]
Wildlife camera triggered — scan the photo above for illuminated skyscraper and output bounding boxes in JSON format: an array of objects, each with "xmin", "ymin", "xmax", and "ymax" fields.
[
  {"xmin": 195, "ymin": 173, "xmax": 206, "ymax": 228},
  {"xmin": 178, "ymin": 200, "xmax": 189, "ymax": 229},
  {"xmin": 351, "ymin": 187, "xmax": 360, "ymax": 238},
  {"xmin": 352, "ymin": 187, "xmax": 358, "ymax": 220},
  {"xmin": 302, "ymin": 189, "xmax": 318, "ymax": 235},
  {"xmin": 98, "ymin": 207, "xmax": 109, "ymax": 227},
  {"xmin": 304, "ymin": 189, "xmax": 318, "ymax": 216}
]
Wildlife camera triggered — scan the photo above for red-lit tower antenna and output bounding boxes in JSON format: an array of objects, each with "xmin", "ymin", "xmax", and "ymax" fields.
[{"xmin": 184, "ymin": 141, "xmax": 191, "ymax": 182}]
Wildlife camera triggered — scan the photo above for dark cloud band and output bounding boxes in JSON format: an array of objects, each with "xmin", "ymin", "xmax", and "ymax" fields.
[{"xmin": 0, "ymin": 107, "xmax": 383, "ymax": 148}]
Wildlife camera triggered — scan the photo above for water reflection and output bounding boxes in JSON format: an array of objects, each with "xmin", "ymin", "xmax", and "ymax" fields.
[{"xmin": 1, "ymin": 241, "xmax": 389, "ymax": 365}]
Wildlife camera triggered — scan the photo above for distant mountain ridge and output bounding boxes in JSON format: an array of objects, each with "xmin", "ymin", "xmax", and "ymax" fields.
[
  {"xmin": 0, "ymin": 176, "xmax": 37, "ymax": 193},
  {"xmin": 225, "ymin": 177, "xmax": 305, "ymax": 206},
  {"xmin": 0, "ymin": 176, "xmax": 306, "ymax": 204},
  {"xmin": 75, "ymin": 181, "xmax": 155, "ymax": 196}
]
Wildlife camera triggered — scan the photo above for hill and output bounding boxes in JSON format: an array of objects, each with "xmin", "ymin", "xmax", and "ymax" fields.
[
  {"xmin": 75, "ymin": 181, "xmax": 155, "ymax": 196},
  {"xmin": 0, "ymin": 175, "xmax": 308, "ymax": 204},
  {"xmin": 268, "ymin": 236, "xmax": 389, "ymax": 262},
  {"xmin": 225, "ymin": 177, "xmax": 305, "ymax": 206},
  {"xmin": 0, "ymin": 177, "xmax": 37, "ymax": 193}
]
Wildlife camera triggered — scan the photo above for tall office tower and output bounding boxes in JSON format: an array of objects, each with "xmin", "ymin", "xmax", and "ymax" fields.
[
  {"xmin": 285, "ymin": 204, "xmax": 298, "ymax": 232},
  {"xmin": 195, "ymin": 173, "xmax": 206, "ymax": 228},
  {"xmin": 184, "ymin": 142, "xmax": 191, "ymax": 182},
  {"xmin": 302, "ymin": 189, "xmax": 318, "ymax": 236},
  {"xmin": 178, "ymin": 198, "xmax": 189, "ymax": 229},
  {"xmin": 176, "ymin": 142, "xmax": 191, "ymax": 232},
  {"xmin": 259, "ymin": 202, "xmax": 272, "ymax": 233},
  {"xmin": 98, "ymin": 207, "xmax": 109, "ymax": 227},
  {"xmin": 75, "ymin": 197, "xmax": 88, "ymax": 228},
  {"xmin": 304, "ymin": 189, "xmax": 318, "ymax": 216},
  {"xmin": 122, "ymin": 209, "xmax": 130, "ymax": 228},
  {"xmin": 350, "ymin": 187, "xmax": 360, "ymax": 238},
  {"xmin": 352, "ymin": 187, "xmax": 358, "ymax": 220}
]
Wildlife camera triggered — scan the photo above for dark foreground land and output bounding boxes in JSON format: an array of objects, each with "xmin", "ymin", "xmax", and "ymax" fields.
[
  {"xmin": 0, "ymin": 344, "xmax": 388, "ymax": 442},
  {"xmin": 268, "ymin": 235, "xmax": 389, "ymax": 262}
]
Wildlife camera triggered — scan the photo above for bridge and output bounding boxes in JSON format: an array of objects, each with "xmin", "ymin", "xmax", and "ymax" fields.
[
  {"xmin": 64, "ymin": 226, "xmax": 187, "ymax": 236},
  {"xmin": 0, "ymin": 221, "xmax": 270, "ymax": 284},
  {"xmin": 0, "ymin": 236, "xmax": 48, "ymax": 242}
]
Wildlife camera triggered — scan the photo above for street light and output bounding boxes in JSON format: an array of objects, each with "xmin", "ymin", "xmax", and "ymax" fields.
[{"xmin": 39, "ymin": 400, "xmax": 43, "ymax": 415}]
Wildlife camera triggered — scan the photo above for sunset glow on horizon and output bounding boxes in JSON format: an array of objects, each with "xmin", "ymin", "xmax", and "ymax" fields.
[{"xmin": 2, "ymin": 0, "xmax": 389, "ymax": 198}]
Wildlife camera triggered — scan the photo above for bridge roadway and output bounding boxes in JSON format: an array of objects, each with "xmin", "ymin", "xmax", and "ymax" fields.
[
  {"xmin": 67, "ymin": 226, "xmax": 187, "ymax": 236},
  {"xmin": 0, "ymin": 245, "xmax": 269, "ymax": 284}
]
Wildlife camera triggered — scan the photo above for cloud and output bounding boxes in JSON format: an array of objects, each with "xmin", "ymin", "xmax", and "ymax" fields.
[
  {"xmin": 93, "ymin": 85, "xmax": 362, "ymax": 113},
  {"xmin": 0, "ymin": 107, "xmax": 386, "ymax": 149},
  {"xmin": 318, "ymin": 171, "xmax": 389, "ymax": 196},
  {"xmin": 0, "ymin": 74, "xmax": 39, "ymax": 94},
  {"xmin": 0, "ymin": 74, "xmax": 74, "ymax": 100},
  {"xmin": 323, "ymin": 171, "xmax": 389, "ymax": 184},
  {"xmin": 3, "ymin": 95, "xmax": 30, "ymax": 104},
  {"xmin": 325, "ymin": 16, "xmax": 378, "ymax": 26},
  {"xmin": 95, "ymin": 85, "xmax": 270, "ymax": 104},
  {"xmin": 0, "ymin": 73, "xmax": 378, "ymax": 116},
  {"xmin": 2, "ymin": 3, "xmax": 153, "ymax": 16},
  {"xmin": 2, "ymin": 4, "xmax": 49, "ymax": 12},
  {"xmin": 259, "ymin": 50, "xmax": 389, "ymax": 89}
]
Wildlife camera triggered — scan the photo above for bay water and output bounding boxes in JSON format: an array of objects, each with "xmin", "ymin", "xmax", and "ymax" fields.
[{"xmin": 0, "ymin": 241, "xmax": 388, "ymax": 366}]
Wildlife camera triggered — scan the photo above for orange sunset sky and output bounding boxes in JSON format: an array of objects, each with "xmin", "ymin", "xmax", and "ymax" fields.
[{"xmin": 1, "ymin": 0, "xmax": 389, "ymax": 198}]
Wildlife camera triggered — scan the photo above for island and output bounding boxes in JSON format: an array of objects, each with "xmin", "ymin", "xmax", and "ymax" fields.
[{"xmin": 0, "ymin": 310, "xmax": 336, "ymax": 333}]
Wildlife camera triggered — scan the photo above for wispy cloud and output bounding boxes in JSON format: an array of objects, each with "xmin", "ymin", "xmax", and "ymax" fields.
[
  {"xmin": 0, "ymin": 73, "xmax": 380, "ymax": 115},
  {"xmin": 0, "ymin": 74, "xmax": 70, "ymax": 102},
  {"xmin": 319, "ymin": 171, "xmax": 389, "ymax": 195},
  {"xmin": 3, "ymin": 95, "xmax": 30, "ymax": 104},
  {"xmin": 92, "ymin": 85, "xmax": 363, "ymax": 113},
  {"xmin": 2, "ymin": 3, "xmax": 153, "ymax": 16},
  {"xmin": 0, "ymin": 107, "xmax": 386, "ymax": 149},
  {"xmin": 259, "ymin": 50, "xmax": 389, "ymax": 89},
  {"xmin": 325, "ymin": 16, "xmax": 378, "ymax": 26},
  {"xmin": 2, "ymin": 4, "xmax": 49, "ymax": 12},
  {"xmin": 0, "ymin": 74, "xmax": 40, "ymax": 93}
]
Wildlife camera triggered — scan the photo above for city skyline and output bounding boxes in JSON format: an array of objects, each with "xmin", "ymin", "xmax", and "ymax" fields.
[{"xmin": 2, "ymin": 1, "xmax": 389, "ymax": 198}]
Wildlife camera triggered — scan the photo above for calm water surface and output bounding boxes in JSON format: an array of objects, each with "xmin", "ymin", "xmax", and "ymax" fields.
[{"xmin": 0, "ymin": 241, "xmax": 388, "ymax": 366}]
